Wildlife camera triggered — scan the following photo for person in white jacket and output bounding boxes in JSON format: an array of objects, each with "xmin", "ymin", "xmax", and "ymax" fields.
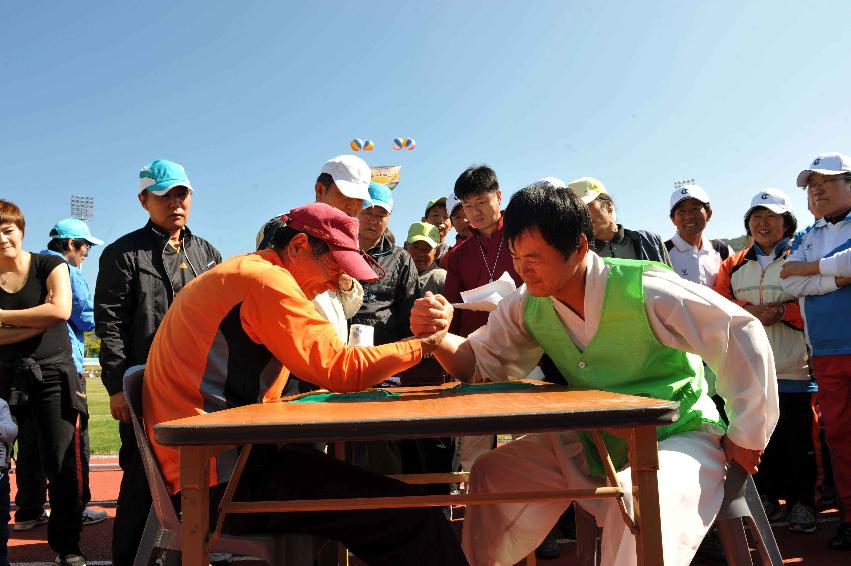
[
  {"xmin": 411, "ymin": 184, "xmax": 779, "ymax": 566},
  {"xmin": 780, "ymin": 151, "xmax": 851, "ymax": 551}
]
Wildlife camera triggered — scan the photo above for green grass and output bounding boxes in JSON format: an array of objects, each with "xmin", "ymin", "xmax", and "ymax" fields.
[{"xmin": 85, "ymin": 372, "xmax": 120, "ymax": 454}]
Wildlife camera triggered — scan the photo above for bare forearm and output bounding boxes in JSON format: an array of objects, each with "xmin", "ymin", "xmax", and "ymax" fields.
[
  {"xmin": 0, "ymin": 303, "xmax": 70, "ymax": 329},
  {"xmin": 433, "ymin": 334, "xmax": 478, "ymax": 382},
  {"xmin": 0, "ymin": 327, "xmax": 44, "ymax": 345}
]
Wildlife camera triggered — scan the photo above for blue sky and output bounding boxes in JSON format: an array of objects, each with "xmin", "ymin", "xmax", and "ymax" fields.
[{"xmin": 3, "ymin": 1, "xmax": 851, "ymax": 286}]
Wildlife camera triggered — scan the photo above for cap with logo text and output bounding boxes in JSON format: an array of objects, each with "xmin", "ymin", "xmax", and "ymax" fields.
[
  {"xmin": 746, "ymin": 188, "xmax": 792, "ymax": 217},
  {"xmin": 796, "ymin": 152, "xmax": 851, "ymax": 187},
  {"xmin": 669, "ymin": 183, "xmax": 710, "ymax": 213}
]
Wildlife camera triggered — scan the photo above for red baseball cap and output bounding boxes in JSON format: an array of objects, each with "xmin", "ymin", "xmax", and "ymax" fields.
[{"xmin": 280, "ymin": 203, "xmax": 385, "ymax": 282}]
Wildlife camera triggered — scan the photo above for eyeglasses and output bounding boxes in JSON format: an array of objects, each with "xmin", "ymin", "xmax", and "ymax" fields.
[{"xmin": 806, "ymin": 176, "xmax": 851, "ymax": 191}]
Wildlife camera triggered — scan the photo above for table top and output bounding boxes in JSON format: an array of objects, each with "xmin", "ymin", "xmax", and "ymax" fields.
[{"xmin": 154, "ymin": 382, "xmax": 679, "ymax": 447}]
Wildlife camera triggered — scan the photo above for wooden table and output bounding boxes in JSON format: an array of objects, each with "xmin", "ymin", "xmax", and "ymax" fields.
[{"xmin": 155, "ymin": 382, "xmax": 678, "ymax": 566}]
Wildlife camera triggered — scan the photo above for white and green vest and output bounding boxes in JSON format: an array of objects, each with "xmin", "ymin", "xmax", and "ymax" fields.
[{"xmin": 523, "ymin": 258, "xmax": 724, "ymax": 477}]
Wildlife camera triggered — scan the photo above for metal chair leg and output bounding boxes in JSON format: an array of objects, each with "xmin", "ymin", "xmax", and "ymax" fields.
[
  {"xmin": 133, "ymin": 508, "xmax": 159, "ymax": 566},
  {"xmin": 717, "ymin": 518, "xmax": 754, "ymax": 565},
  {"xmin": 743, "ymin": 476, "xmax": 784, "ymax": 566}
]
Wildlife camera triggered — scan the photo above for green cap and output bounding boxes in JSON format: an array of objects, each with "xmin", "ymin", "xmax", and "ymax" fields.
[
  {"xmin": 424, "ymin": 197, "xmax": 447, "ymax": 217},
  {"xmin": 406, "ymin": 222, "xmax": 441, "ymax": 248}
]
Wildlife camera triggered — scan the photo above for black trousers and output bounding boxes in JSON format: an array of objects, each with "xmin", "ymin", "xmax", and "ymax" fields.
[
  {"xmin": 12, "ymin": 372, "xmax": 86, "ymax": 556},
  {"xmin": 111, "ymin": 421, "xmax": 152, "ymax": 566},
  {"xmin": 14, "ymin": 376, "xmax": 92, "ymax": 522},
  {"xmin": 193, "ymin": 445, "xmax": 468, "ymax": 566},
  {"xmin": 755, "ymin": 392, "xmax": 817, "ymax": 508}
]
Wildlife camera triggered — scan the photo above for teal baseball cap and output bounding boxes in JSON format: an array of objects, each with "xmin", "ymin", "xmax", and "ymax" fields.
[
  {"xmin": 50, "ymin": 218, "xmax": 104, "ymax": 246},
  {"xmin": 139, "ymin": 159, "xmax": 194, "ymax": 196},
  {"xmin": 365, "ymin": 182, "xmax": 393, "ymax": 213}
]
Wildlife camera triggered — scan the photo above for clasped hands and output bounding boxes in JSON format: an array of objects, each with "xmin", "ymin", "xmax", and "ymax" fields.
[{"xmin": 410, "ymin": 292, "xmax": 454, "ymax": 353}]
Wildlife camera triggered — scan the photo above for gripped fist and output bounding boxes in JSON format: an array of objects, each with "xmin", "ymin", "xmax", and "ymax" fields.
[
  {"xmin": 721, "ymin": 435, "xmax": 762, "ymax": 475},
  {"xmin": 411, "ymin": 292, "xmax": 453, "ymax": 337},
  {"xmin": 109, "ymin": 392, "xmax": 132, "ymax": 423}
]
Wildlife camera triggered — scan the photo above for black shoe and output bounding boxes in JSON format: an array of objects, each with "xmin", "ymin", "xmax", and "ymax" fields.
[
  {"xmin": 535, "ymin": 532, "xmax": 561, "ymax": 560},
  {"xmin": 828, "ymin": 522, "xmax": 851, "ymax": 551}
]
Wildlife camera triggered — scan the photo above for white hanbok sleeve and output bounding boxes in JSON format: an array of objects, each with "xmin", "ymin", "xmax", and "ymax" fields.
[
  {"xmin": 642, "ymin": 268, "xmax": 779, "ymax": 452},
  {"xmin": 467, "ymin": 288, "xmax": 544, "ymax": 383}
]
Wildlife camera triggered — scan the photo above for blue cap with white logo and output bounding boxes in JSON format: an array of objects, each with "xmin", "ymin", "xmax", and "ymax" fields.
[
  {"xmin": 365, "ymin": 182, "xmax": 394, "ymax": 213},
  {"xmin": 50, "ymin": 218, "xmax": 104, "ymax": 246},
  {"xmin": 139, "ymin": 159, "xmax": 194, "ymax": 196}
]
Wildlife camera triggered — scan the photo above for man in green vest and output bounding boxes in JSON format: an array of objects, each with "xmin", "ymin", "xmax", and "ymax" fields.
[{"xmin": 410, "ymin": 183, "xmax": 779, "ymax": 566}]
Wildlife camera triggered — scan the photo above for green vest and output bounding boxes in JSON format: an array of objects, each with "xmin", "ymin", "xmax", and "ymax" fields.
[{"xmin": 524, "ymin": 257, "xmax": 723, "ymax": 477}]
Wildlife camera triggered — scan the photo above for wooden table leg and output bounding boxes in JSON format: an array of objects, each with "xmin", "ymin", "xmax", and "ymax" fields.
[
  {"xmin": 180, "ymin": 446, "xmax": 211, "ymax": 566},
  {"xmin": 628, "ymin": 426, "xmax": 664, "ymax": 566}
]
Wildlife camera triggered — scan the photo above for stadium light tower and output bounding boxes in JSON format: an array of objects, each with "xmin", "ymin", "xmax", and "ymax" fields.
[{"xmin": 70, "ymin": 195, "xmax": 95, "ymax": 221}]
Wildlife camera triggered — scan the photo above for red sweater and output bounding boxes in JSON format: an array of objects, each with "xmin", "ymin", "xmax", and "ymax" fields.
[{"xmin": 440, "ymin": 216, "xmax": 522, "ymax": 337}]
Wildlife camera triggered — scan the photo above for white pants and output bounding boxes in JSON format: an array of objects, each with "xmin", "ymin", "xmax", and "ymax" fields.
[{"xmin": 462, "ymin": 430, "xmax": 727, "ymax": 566}]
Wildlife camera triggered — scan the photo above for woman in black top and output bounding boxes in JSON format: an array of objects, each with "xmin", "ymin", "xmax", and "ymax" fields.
[{"xmin": 0, "ymin": 200, "xmax": 87, "ymax": 566}]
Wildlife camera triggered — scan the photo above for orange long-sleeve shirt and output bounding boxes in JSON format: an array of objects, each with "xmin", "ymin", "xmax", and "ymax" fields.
[{"xmin": 143, "ymin": 249, "xmax": 423, "ymax": 493}]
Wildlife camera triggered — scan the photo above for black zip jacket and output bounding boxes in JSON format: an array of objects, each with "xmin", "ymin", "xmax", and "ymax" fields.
[
  {"xmin": 350, "ymin": 234, "xmax": 421, "ymax": 346},
  {"xmin": 94, "ymin": 221, "xmax": 221, "ymax": 395}
]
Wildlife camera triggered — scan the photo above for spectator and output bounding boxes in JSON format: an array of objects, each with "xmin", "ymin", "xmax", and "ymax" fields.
[
  {"xmin": 0, "ymin": 397, "xmax": 17, "ymax": 566},
  {"xmin": 12, "ymin": 219, "xmax": 108, "ymax": 534},
  {"xmin": 665, "ymin": 182, "xmax": 732, "ymax": 286},
  {"xmin": 0, "ymin": 200, "xmax": 88, "ymax": 566},
  {"xmin": 411, "ymin": 184, "xmax": 778, "ymax": 566},
  {"xmin": 422, "ymin": 198, "xmax": 452, "ymax": 260},
  {"xmin": 442, "ymin": 165, "xmax": 522, "ymax": 338},
  {"xmin": 568, "ymin": 177, "xmax": 671, "ymax": 265},
  {"xmin": 780, "ymin": 151, "xmax": 851, "ymax": 551},
  {"xmin": 94, "ymin": 160, "xmax": 222, "ymax": 566},
  {"xmin": 405, "ymin": 221, "xmax": 446, "ymax": 295},
  {"xmin": 715, "ymin": 189, "xmax": 816, "ymax": 533},
  {"xmin": 351, "ymin": 182, "xmax": 420, "ymax": 348},
  {"xmin": 143, "ymin": 203, "xmax": 466, "ymax": 566},
  {"xmin": 446, "ymin": 193, "xmax": 472, "ymax": 246}
]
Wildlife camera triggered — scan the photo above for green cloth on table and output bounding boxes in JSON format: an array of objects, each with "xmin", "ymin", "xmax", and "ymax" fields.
[{"xmin": 291, "ymin": 390, "xmax": 401, "ymax": 403}]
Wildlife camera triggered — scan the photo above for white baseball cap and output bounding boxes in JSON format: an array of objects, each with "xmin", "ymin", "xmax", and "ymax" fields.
[
  {"xmin": 538, "ymin": 176, "xmax": 567, "ymax": 189},
  {"xmin": 669, "ymin": 183, "xmax": 710, "ymax": 213},
  {"xmin": 796, "ymin": 152, "xmax": 851, "ymax": 187},
  {"xmin": 446, "ymin": 193, "xmax": 463, "ymax": 215},
  {"xmin": 746, "ymin": 188, "xmax": 791, "ymax": 216},
  {"xmin": 320, "ymin": 155, "xmax": 372, "ymax": 201}
]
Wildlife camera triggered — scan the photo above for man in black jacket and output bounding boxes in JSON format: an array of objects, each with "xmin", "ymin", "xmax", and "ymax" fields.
[
  {"xmin": 567, "ymin": 177, "xmax": 672, "ymax": 266},
  {"xmin": 352, "ymin": 182, "xmax": 420, "ymax": 347},
  {"xmin": 94, "ymin": 159, "xmax": 221, "ymax": 566}
]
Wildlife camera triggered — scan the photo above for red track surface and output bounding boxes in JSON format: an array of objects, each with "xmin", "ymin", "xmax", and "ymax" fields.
[{"xmin": 6, "ymin": 460, "xmax": 847, "ymax": 565}]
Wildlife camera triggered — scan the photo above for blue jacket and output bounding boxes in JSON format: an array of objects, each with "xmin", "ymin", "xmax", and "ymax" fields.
[
  {"xmin": 39, "ymin": 250, "xmax": 95, "ymax": 374},
  {"xmin": 783, "ymin": 217, "xmax": 851, "ymax": 356}
]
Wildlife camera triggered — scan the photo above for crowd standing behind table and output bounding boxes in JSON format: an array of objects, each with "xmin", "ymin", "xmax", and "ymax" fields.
[{"xmin": 3, "ymin": 148, "xmax": 848, "ymax": 563}]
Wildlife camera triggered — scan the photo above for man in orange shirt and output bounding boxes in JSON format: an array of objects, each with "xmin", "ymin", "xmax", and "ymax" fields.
[{"xmin": 143, "ymin": 203, "xmax": 466, "ymax": 566}]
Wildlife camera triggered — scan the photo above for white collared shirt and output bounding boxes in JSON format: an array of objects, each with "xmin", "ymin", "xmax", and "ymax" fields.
[
  {"xmin": 667, "ymin": 232, "xmax": 724, "ymax": 287},
  {"xmin": 466, "ymin": 252, "xmax": 779, "ymax": 452}
]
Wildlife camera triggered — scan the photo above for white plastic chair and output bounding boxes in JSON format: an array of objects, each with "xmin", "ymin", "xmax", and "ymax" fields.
[{"xmin": 123, "ymin": 365, "xmax": 314, "ymax": 566}]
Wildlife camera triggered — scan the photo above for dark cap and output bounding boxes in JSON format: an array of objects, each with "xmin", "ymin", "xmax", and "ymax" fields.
[{"xmin": 280, "ymin": 203, "xmax": 384, "ymax": 281}]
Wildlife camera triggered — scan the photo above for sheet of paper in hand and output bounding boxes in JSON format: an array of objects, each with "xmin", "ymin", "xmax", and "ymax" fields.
[{"xmin": 453, "ymin": 271, "xmax": 517, "ymax": 312}]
